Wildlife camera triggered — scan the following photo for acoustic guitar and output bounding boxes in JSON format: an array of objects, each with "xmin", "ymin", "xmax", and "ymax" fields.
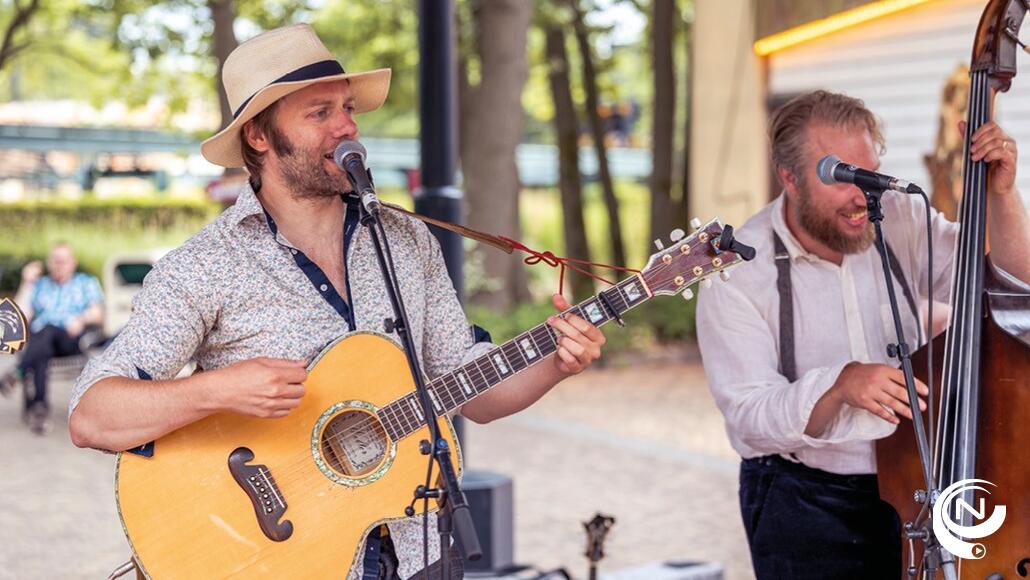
[{"xmin": 115, "ymin": 219, "xmax": 753, "ymax": 578}]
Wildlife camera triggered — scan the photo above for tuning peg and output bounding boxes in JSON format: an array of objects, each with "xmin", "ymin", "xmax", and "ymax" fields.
[
  {"xmin": 689, "ymin": 218, "xmax": 702, "ymax": 230},
  {"xmin": 653, "ymin": 239, "xmax": 665, "ymax": 250},
  {"xmin": 701, "ymin": 278, "xmax": 713, "ymax": 289},
  {"xmin": 718, "ymin": 224, "xmax": 757, "ymax": 261},
  {"xmin": 670, "ymin": 228, "xmax": 685, "ymax": 242},
  {"xmin": 681, "ymin": 288, "xmax": 694, "ymax": 301}
]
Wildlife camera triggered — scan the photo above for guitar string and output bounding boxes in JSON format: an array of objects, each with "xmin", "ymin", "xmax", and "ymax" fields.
[
  {"xmin": 256, "ymin": 287, "xmax": 637, "ymax": 487},
  {"xmin": 239, "ymin": 291, "xmax": 634, "ymax": 487},
  {"xmin": 170, "ymin": 260, "xmax": 684, "ymax": 494},
  {"xmin": 235, "ymin": 259, "xmax": 709, "ymax": 487},
  {"xmin": 229, "ymin": 266, "xmax": 683, "ymax": 488}
]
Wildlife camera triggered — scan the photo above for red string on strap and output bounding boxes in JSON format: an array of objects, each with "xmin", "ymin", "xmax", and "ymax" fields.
[{"xmin": 497, "ymin": 236, "xmax": 641, "ymax": 296}]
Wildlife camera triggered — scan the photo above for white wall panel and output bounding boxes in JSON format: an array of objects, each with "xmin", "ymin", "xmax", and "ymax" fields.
[{"xmin": 768, "ymin": 0, "xmax": 1030, "ymax": 206}]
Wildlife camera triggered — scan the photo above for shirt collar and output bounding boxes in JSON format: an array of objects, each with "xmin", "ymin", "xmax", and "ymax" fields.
[
  {"xmin": 228, "ymin": 181, "xmax": 265, "ymax": 227},
  {"xmin": 770, "ymin": 192, "xmax": 817, "ymax": 262}
]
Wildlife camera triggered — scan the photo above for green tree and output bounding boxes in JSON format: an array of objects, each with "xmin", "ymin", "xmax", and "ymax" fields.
[
  {"xmin": 312, "ymin": 0, "xmax": 420, "ymax": 137},
  {"xmin": 0, "ymin": 0, "xmax": 40, "ymax": 72}
]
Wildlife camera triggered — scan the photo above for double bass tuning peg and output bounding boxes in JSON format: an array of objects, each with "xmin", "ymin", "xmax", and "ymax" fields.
[{"xmin": 1004, "ymin": 26, "xmax": 1030, "ymax": 55}]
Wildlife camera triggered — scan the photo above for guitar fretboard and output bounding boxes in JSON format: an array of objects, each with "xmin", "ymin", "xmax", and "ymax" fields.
[{"xmin": 376, "ymin": 274, "xmax": 653, "ymax": 441}]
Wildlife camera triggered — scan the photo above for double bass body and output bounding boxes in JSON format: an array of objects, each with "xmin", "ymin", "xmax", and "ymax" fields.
[{"xmin": 877, "ymin": 266, "xmax": 1030, "ymax": 579}]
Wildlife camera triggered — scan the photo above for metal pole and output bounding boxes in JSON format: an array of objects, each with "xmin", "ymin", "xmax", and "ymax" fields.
[{"xmin": 416, "ymin": 0, "xmax": 466, "ymax": 444}]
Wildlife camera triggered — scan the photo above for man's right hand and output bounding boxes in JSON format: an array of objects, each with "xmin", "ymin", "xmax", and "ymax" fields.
[
  {"xmin": 832, "ymin": 362, "xmax": 928, "ymax": 424},
  {"xmin": 21, "ymin": 260, "xmax": 43, "ymax": 285},
  {"xmin": 210, "ymin": 357, "xmax": 308, "ymax": 418}
]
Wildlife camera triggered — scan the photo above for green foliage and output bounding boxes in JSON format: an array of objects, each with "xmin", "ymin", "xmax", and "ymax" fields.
[
  {"xmin": 1, "ymin": 0, "xmax": 314, "ymax": 120},
  {"xmin": 520, "ymin": 179, "xmax": 651, "ymax": 298},
  {"xmin": 312, "ymin": 0, "xmax": 420, "ymax": 137},
  {"xmin": 0, "ymin": 197, "xmax": 219, "ymax": 292}
]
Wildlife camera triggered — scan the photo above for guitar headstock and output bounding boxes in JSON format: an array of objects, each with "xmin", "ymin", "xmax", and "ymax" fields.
[{"xmin": 641, "ymin": 218, "xmax": 755, "ymax": 299}]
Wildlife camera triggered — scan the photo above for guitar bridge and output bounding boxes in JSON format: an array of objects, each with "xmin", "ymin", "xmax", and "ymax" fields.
[{"xmin": 227, "ymin": 447, "xmax": 294, "ymax": 542}]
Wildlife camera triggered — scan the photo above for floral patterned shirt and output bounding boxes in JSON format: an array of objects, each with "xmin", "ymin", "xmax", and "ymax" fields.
[{"xmin": 71, "ymin": 182, "xmax": 493, "ymax": 579}]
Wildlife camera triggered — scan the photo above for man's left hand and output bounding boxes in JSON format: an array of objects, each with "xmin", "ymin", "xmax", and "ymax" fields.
[
  {"xmin": 546, "ymin": 293, "xmax": 606, "ymax": 375},
  {"xmin": 967, "ymin": 120, "xmax": 1018, "ymax": 196}
]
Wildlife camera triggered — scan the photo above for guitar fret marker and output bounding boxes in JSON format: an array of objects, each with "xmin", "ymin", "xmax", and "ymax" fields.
[
  {"xmin": 428, "ymin": 389, "xmax": 443, "ymax": 414},
  {"xmin": 456, "ymin": 371, "xmax": 474, "ymax": 395},
  {"xmin": 583, "ymin": 301, "xmax": 604, "ymax": 324},
  {"xmin": 492, "ymin": 352, "xmax": 510, "ymax": 375},
  {"xmin": 624, "ymin": 281, "xmax": 642, "ymax": 302},
  {"xmin": 408, "ymin": 398, "xmax": 424, "ymax": 423},
  {"xmin": 520, "ymin": 337, "xmax": 538, "ymax": 359}
]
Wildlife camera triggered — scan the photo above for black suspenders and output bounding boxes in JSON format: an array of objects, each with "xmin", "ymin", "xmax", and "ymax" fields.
[{"xmin": 773, "ymin": 232, "xmax": 921, "ymax": 383}]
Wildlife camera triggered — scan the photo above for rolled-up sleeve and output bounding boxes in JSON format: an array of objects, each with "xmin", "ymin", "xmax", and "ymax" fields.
[
  {"xmin": 697, "ymin": 279, "xmax": 890, "ymax": 456},
  {"xmin": 415, "ymin": 224, "xmax": 493, "ymax": 378},
  {"xmin": 69, "ymin": 261, "xmax": 212, "ymax": 416}
]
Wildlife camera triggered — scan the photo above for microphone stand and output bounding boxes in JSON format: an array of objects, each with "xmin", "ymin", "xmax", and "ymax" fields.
[
  {"xmin": 863, "ymin": 188, "xmax": 955, "ymax": 580},
  {"xmin": 353, "ymin": 174, "xmax": 482, "ymax": 579}
]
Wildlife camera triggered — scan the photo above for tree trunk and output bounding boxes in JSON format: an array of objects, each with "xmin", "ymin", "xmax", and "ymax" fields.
[
  {"xmin": 209, "ymin": 0, "xmax": 239, "ymax": 133},
  {"xmin": 545, "ymin": 25, "xmax": 594, "ymax": 302},
  {"xmin": 650, "ymin": 0, "xmax": 677, "ymax": 247},
  {"xmin": 0, "ymin": 0, "xmax": 40, "ymax": 72},
  {"xmin": 460, "ymin": 0, "xmax": 532, "ymax": 310},
  {"xmin": 678, "ymin": 15, "xmax": 692, "ymax": 228},
  {"xmin": 569, "ymin": 0, "xmax": 626, "ymax": 269}
]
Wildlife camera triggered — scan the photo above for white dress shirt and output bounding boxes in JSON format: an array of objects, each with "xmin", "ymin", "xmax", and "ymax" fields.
[{"xmin": 696, "ymin": 192, "xmax": 958, "ymax": 474}]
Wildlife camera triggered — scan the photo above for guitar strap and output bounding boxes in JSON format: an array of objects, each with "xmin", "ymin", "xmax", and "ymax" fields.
[{"xmin": 382, "ymin": 203, "xmax": 516, "ymax": 254}]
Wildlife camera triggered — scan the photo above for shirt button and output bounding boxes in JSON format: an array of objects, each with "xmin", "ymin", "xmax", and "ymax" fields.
[
  {"xmin": 291, "ymin": 249, "xmax": 298, "ymax": 255},
  {"xmin": 320, "ymin": 284, "xmax": 328, "ymax": 292}
]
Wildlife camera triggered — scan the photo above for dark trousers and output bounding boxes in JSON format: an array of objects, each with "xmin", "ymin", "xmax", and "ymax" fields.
[
  {"xmin": 18, "ymin": 324, "xmax": 82, "ymax": 410},
  {"xmin": 739, "ymin": 455, "xmax": 901, "ymax": 580}
]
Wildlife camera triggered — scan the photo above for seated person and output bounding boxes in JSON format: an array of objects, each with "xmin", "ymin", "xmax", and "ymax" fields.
[{"xmin": 10, "ymin": 242, "xmax": 103, "ymax": 434}]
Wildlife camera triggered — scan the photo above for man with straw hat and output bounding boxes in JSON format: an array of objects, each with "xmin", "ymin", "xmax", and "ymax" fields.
[{"xmin": 69, "ymin": 23, "xmax": 607, "ymax": 579}]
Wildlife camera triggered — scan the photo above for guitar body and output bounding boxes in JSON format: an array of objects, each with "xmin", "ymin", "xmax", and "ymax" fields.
[{"xmin": 116, "ymin": 331, "xmax": 461, "ymax": 579}]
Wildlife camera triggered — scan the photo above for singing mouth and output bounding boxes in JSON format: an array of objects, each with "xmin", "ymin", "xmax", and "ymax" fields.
[{"xmin": 841, "ymin": 210, "xmax": 867, "ymax": 226}]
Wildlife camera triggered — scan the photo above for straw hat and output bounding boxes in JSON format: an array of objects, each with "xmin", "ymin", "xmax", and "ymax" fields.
[{"xmin": 200, "ymin": 23, "xmax": 391, "ymax": 168}]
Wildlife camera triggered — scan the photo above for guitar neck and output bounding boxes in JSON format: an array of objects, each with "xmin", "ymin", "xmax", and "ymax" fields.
[{"xmin": 376, "ymin": 274, "xmax": 655, "ymax": 441}]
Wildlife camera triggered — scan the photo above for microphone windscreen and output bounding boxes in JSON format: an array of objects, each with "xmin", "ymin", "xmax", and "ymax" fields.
[
  {"xmin": 816, "ymin": 154, "xmax": 841, "ymax": 186},
  {"xmin": 333, "ymin": 140, "xmax": 367, "ymax": 168}
]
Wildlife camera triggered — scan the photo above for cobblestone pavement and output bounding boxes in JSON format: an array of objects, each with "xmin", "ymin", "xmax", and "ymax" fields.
[{"xmin": 0, "ymin": 351, "xmax": 754, "ymax": 580}]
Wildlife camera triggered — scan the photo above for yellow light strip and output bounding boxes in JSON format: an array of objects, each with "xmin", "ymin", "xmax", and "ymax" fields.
[{"xmin": 754, "ymin": 0, "xmax": 938, "ymax": 56}]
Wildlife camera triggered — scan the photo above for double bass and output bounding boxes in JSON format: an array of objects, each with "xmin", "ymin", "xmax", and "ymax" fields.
[{"xmin": 877, "ymin": 1, "xmax": 1030, "ymax": 578}]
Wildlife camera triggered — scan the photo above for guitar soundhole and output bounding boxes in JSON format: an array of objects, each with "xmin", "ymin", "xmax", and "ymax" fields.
[{"xmin": 320, "ymin": 410, "xmax": 388, "ymax": 477}]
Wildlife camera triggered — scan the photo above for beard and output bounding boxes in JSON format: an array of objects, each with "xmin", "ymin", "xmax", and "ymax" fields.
[
  {"xmin": 270, "ymin": 129, "xmax": 351, "ymax": 200},
  {"xmin": 794, "ymin": 177, "xmax": 874, "ymax": 255}
]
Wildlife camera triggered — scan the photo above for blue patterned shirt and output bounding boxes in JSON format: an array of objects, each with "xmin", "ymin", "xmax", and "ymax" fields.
[{"xmin": 30, "ymin": 273, "xmax": 104, "ymax": 333}]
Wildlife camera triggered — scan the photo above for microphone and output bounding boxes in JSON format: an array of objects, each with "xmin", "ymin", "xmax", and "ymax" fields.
[
  {"xmin": 333, "ymin": 140, "xmax": 381, "ymax": 215},
  {"xmin": 816, "ymin": 155, "xmax": 924, "ymax": 194}
]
